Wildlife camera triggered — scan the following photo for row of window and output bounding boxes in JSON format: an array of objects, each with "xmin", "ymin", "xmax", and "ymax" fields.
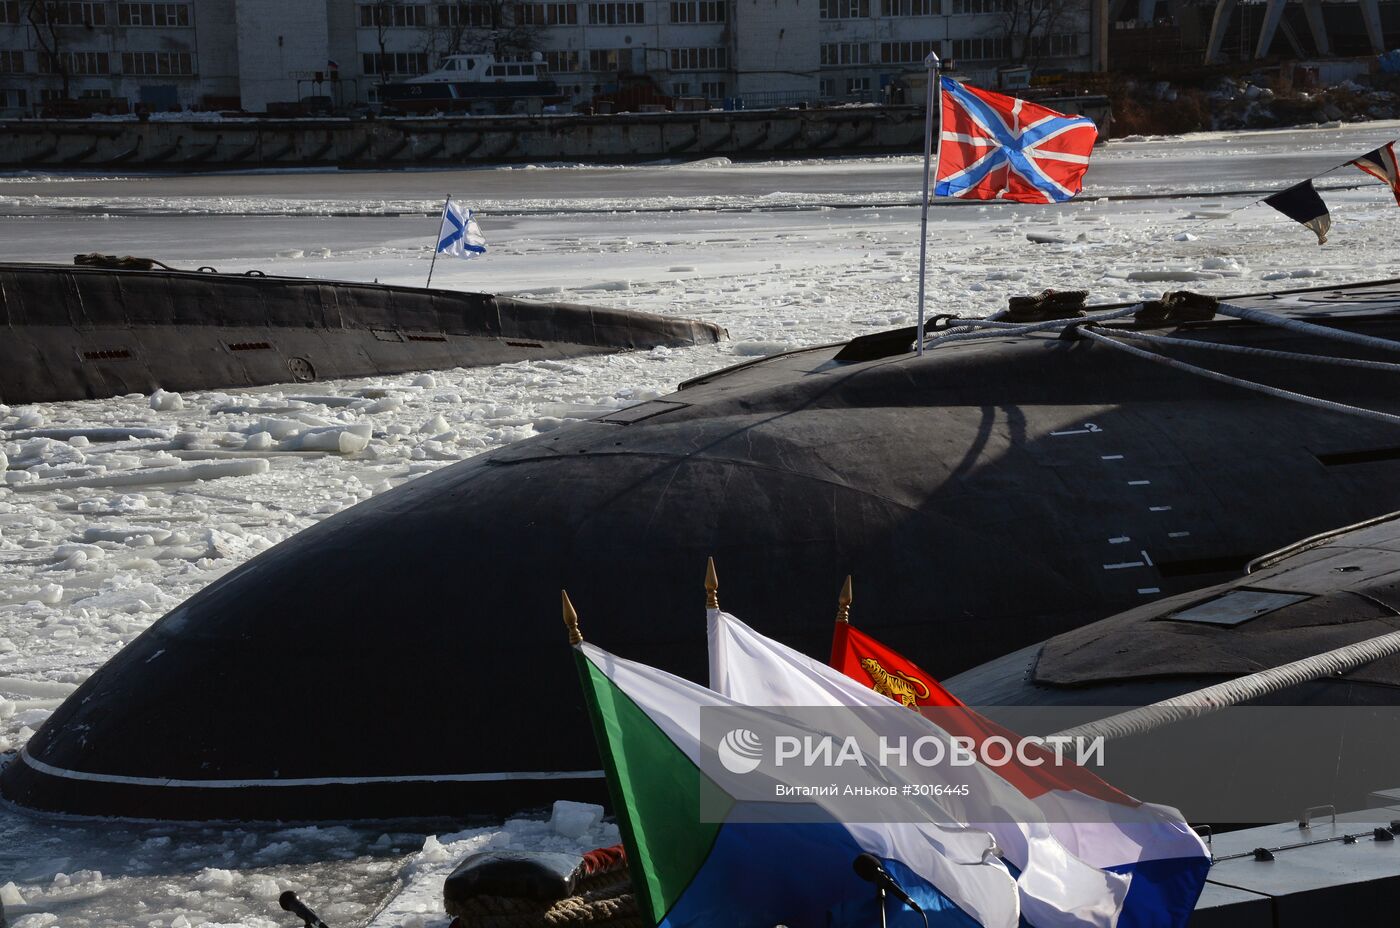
[
  {"xmin": 821, "ymin": 0, "xmax": 1012, "ymax": 17},
  {"xmin": 821, "ymin": 36, "xmax": 1054, "ymax": 64},
  {"xmin": 0, "ymin": 1, "xmax": 190, "ymax": 26},
  {"xmin": 2, "ymin": 49, "xmax": 195, "ymax": 74},
  {"xmin": 362, "ymin": 51, "xmax": 431, "ymax": 75},
  {"xmin": 668, "ymin": 45, "xmax": 724, "ymax": 69},
  {"xmin": 356, "ymin": 0, "xmax": 727, "ymax": 28},
  {"xmin": 669, "ymin": 79, "xmax": 725, "ymax": 98}
]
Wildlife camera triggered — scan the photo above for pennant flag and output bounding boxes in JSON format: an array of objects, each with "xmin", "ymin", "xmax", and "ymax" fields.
[
  {"xmin": 934, "ymin": 78, "xmax": 1098, "ymax": 204},
  {"xmin": 831, "ymin": 619, "xmax": 960, "ymax": 710},
  {"xmin": 1263, "ymin": 180, "xmax": 1330, "ymax": 244},
  {"xmin": 826, "ymin": 618, "xmax": 1212, "ymax": 928},
  {"xmin": 712, "ymin": 610, "xmax": 1211, "ymax": 928},
  {"xmin": 1351, "ymin": 142, "xmax": 1400, "ymax": 205},
  {"xmin": 573, "ymin": 639, "xmax": 1021, "ymax": 928},
  {"xmin": 436, "ymin": 200, "xmax": 487, "ymax": 259}
]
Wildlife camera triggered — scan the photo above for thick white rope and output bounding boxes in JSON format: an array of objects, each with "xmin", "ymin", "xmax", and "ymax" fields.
[
  {"xmin": 920, "ymin": 304, "xmax": 1140, "ymax": 349},
  {"xmin": 1105, "ymin": 327, "xmax": 1400, "ymax": 373},
  {"xmin": 1216, "ymin": 302, "xmax": 1400, "ymax": 355},
  {"xmin": 1078, "ymin": 326, "xmax": 1400, "ymax": 427},
  {"xmin": 1053, "ymin": 629, "xmax": 1400, "ymax": 742}
]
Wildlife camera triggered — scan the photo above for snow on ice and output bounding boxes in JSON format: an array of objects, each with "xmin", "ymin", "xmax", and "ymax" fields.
[{"xmin": 2, "ymin": 119, "xmax": 1400, "ymax": 925}]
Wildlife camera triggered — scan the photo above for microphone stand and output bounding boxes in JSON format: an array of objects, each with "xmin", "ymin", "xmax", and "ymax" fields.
[{"xmin": 877, "ymin": 883, "xmax": 888, "ymax": 928}]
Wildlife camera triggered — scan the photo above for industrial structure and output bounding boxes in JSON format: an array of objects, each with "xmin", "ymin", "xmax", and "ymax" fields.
[{"xmin": 0, "ymin": 0, "xmax": 1095, "ymax": 115}]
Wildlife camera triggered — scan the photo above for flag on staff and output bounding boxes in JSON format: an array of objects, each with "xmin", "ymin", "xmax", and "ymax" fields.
[
  {"xmin": 934, "ymin": 78, "xmax": 1098, "ymax": 204},
  {"xmin": 571, "ymin": 635, "xmax": 1022, "ymax": 928},
  {"xmin": 710, "ymin": 608, "xmax": 1211, "ymax": 928},
  {"xmin": 437, "ymin": 200, "xmax": 487, "ymax": 259},
  {"xmin": 1263, "ymin": 180, "xmax": 1331, "ymax": 245},
  {"xmin": 1351, "ymin": 142, "xmax": 1400, "ymax": 205},
  {"xmin": 822, "ymin": 613, "xmax": 1212, "ymax": 928},
  {"xmin": 831, "ymin": 614, "xmax": 960, "ymax": 710}
]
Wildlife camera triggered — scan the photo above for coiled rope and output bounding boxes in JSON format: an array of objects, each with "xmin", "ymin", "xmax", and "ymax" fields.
[{"xmin": 1052, "ymin": 628, "xmax": 1400, "ymax": 742}]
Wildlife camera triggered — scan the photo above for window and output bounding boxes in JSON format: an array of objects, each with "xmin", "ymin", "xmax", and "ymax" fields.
[
  {"xmin": 117, "ymin": 3, "xmax": 191, "ymax": 25},
  {"xmin": 819, "ymin": 76, "xmax": 834, "ymax": 97},
  {"xmin": 669, "ymin": 46, "xmax": 725, "ymax": 69},
  {"xmin": 34, "ymin": 1, "xmax": 106, "ymax": 24},
  {"xmin": 951, "ymin": 36, "xmax": 1006, "ymax": 58},
  {"xmin": 518, "ymin": 1, "xmax": 577, "ymax": 23},
  {"xmin": 0, "ymin": 50, "xmax": 22, "ymax": 73},
  {"xmin": 880, "ymin": 40, "xmax": 940, "ymax": 63},
  {"xmin": 820, "ymin": 42, "xmax": 870, "ymax": 65},
  {"xmin": 819, "ymin": 0, "xmax": 868, "ymax": 18},
  {"xmin": 545, "ymin": 49, "xmax": 580, "ymax": 71},
  {"xmin": 588, "ymin": 2, "xmax": 643, "ymax": 22},
  {"xmin": 700, "ymin": 79, "xmax": 723, "ymax": 99},
  {"xmin": 120, "ymin": 51, "xmax": 194, "ymax": 74},
  {"xmin": 951, "ymin": 0, "xmax": 1008, "ymax": 12},
  {"xmin": 436, "ymin": 2, "xmax": 495, "ymax": 26},
  {"xmin": 361, "ymin": 51, "xmax": 430, "ymax": 74},
  {"xmin": 0, "ymin": 2, "xmax": 20, "ymax": 24},
  {"xmin": 670, "ymin": 80, "xmax": 690, "ymax": 95},
  {"xmin": 1030, "ymin": 32, "xmax": 1080, "ymax": 56},
  {"xmin": 880, "ymin": 0, "xmax": 937, "ymax": 13},
  {"xmin": 39, "ymin": 51, "xmax": 109, "ymax": 74},
  {"xmin": 670, "ymin": 0, "xmax": 724, "ymax": 21},
  {"xmin": 846, "ymin": 76, "xmax": 870, "ymax": 95},
  {"xmin": 358, "ymin": 3, "xmax": 429, "ymax": 27},
  {"xmin": 79, "ymin": 87, "xmax": 112, "ymax": 98},
  {"xmin": 0, "ymin": 88, "xmax": 26, "ymax": 109},
  {"xmin": 587, "ymin": 48, "xmax": 622, "ymax": 71}
]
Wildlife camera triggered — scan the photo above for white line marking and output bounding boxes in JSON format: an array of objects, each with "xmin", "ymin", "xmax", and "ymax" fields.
[
  {"xmin": 1168, "ymin": 531, "xmax": 1191, "ymax": 538},
  {"xmin": 18, "ymin": 748, "xmax": 605, "ymax": 789},
  {"xmin": 1149, "ymin": 506, "xmax": 1173, "ymax": 512},
  {"xmin": 1050, "ymin": 423, "xmax": 1103, "ymax": 436},
  {"xmin": 1128, "ymin": 480, "xmax": 1151, "ymax": 486},
  {"xmin": 1109, "ymin": 536, "xmax": 1131, "ymax": 544},
  {"xmin": 1138, "ymin": 587, "xmax": 1161, "ymax": 595},
  {"xmin": 1101, "ymin": 454, "xmax": 1124, "ymax": 461},
  {"xmin": 1104, "ymin": 561, "xmax": 1146, "ymax": 570},
  {"xmin": 1141, "ymin": 549, "xmax": 1154, "ymax": 567}
]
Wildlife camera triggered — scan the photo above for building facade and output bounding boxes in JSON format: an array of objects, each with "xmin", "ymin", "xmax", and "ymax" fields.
[{"xmin": 0, "ymin": 0, "xmax": 1093, "ymax": 116}]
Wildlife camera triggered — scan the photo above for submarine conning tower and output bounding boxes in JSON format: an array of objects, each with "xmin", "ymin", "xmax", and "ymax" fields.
[{"xmin": 11, "ymin": 280, "xmax": 1400, "ymax": 819}]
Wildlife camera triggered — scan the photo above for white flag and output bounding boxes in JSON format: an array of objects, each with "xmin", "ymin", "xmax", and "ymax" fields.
[{"xmin": 436, "ymin": 201, "xmax": 486, "ymax": 259}]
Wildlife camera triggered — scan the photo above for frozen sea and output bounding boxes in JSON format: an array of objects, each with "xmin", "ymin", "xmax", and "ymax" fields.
[{"xmin": 2, "ymin": 120, "xmax": 1400, "ymax": 927}]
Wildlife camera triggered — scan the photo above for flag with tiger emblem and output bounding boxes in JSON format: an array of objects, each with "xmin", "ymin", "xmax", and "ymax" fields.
[
  {"xmin": 831, "ymin": 617, "xmax": 958, "ymax": 710},
  {"xmin": 934, "ymin": 77, "xmax": 1098, "ymax": 204}
]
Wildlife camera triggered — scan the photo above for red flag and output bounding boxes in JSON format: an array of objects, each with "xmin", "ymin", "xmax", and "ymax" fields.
[
  {"xmin": 934, "ymin": 77, "xmax": 1097, "ymax": 204},
  {"xmin": 830, "ymin": 619, "xmax": 961, "ymax": 709},
  {"xmin": 831, "ymin": 618, "xmax": 1133, "ymax": 803}
]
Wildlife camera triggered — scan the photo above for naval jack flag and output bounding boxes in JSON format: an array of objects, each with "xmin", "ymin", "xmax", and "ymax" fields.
[
  {"xmin": 1351, "ymin": 142, "xmax": 1400, "ymax": 206},
  {"xmin": 426, "ymin": 197, "xmax": 487, "ymax": 287}
]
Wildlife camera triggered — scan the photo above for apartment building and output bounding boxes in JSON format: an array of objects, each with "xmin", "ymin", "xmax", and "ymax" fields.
[{"xmin": 0, "ymin": 0, "xmax": 1093, "ymax": 116}]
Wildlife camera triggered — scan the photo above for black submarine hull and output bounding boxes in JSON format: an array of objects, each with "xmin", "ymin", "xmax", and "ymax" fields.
[
  {"xmin": 0, "ymin": 262, "xmax": 726, "ymax": 404},
  {"xmin": 943, "ymin": 510, "xmax": 1400, "ymax": 825},
  {"xmin": 12, "ymin": 280, "xmax": 1400, "ymax": 820}
]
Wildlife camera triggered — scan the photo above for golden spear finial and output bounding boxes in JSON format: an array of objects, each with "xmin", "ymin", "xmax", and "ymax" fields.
[
  {"xmin": 562, "ymin": 590, "xmax": 582, "ymax": 645},
  {"xmin": 705, "ymin": 557, "xmax": 719, "ymax": 612},
  {"xmin": 836, "ymin": 575, "xmax": 853, "ymax": 623}
]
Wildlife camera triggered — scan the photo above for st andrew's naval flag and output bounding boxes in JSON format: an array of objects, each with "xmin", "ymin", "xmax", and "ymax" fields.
[
  {"xmin": 573, "ymin": 638, "xmax": 1021, "ymax": 928},
  {"xmin": 825, "ymin": 616, "xmax": 1212, "ymax": 928},
  {"xmin": 436, "ymin": 199, "xmax": 487, "ymax": 259},
  {"xmin": 934, "ymin": 78, "xmax": 1098, "ymax": 204}
]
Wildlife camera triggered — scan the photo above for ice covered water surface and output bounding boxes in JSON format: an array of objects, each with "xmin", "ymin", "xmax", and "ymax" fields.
[{"xmin": 2, "ymin": 122, "xmax": 1400, "ymax": 925}]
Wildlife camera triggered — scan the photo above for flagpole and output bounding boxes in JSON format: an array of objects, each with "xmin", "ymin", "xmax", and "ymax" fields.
[
  {"xmin": 426, "ymin": 195, "xmax": 449, "ymax": 290},
  {"xmin": 915, "ymin": 51, "xmax": 941, "ymax": 357}
]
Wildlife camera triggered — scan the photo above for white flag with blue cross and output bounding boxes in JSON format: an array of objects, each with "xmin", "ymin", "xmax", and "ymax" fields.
[{"xmin": 437, "ymin": 200, "xmax": 487, "ymax": 259}]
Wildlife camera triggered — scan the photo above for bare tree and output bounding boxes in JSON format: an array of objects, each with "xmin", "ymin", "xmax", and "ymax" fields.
[
  {"xmin": 985, "ymin": 0, "xmax": 1090, "ymax": 67},
  {"xmin": 420, "ymin": 0, "xmax": 538, "ymax": 62},
  {"xmin": 370, "ymin": 0, "xmax": 404, "ymax": 85},
  {"xmin": 27, "ymin": 0, "xmax": 70, "ymax": 99}
]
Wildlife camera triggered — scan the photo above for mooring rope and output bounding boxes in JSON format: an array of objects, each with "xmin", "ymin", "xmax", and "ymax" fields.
[{"xmin": 1052, "ymin": 629, "xmax": 1400, "ymax": 742}]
